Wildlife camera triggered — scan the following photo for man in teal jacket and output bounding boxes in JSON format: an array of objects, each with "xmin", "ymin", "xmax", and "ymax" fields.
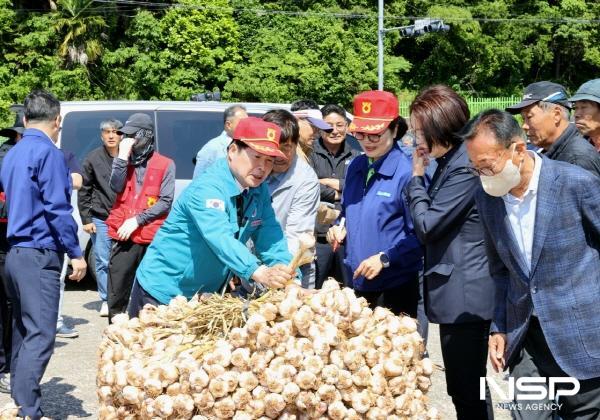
[{"xmin": 128, "ymin": 117, "xmax": 295, "ymax": 315}]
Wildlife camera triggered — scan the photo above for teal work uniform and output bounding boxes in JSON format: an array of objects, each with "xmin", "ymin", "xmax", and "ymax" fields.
[{"xmin": 136, "ymin": 158, "xmax": 292, "ymax": 304}]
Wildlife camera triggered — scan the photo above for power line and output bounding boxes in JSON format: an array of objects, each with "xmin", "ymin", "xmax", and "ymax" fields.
[
  {"xmin": 12, "ymin": 0, "xmax": 600, "ymax": 24},
  {"xmin": 89, "ymin": 0, "xmax": 600, "ymax": 24}
]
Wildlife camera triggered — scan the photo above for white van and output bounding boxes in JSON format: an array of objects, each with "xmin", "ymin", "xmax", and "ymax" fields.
[{"xmin": 58, "ymin": 100, "xmax": 291, "ymax": 277}]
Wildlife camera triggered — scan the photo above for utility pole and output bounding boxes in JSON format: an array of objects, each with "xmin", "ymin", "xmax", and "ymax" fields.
[
  {"xmin": 377, "ymin": 0, "xmax": 384, "ymax": 90},
  {"xmin": 377, "ymin": 1, "xmax": 450, "ymax": 90}
]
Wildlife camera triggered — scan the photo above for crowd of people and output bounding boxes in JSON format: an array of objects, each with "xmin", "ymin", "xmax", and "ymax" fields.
[{"xmin": 0, "ymin": 77, "xmax": 598, "ymax": 419}]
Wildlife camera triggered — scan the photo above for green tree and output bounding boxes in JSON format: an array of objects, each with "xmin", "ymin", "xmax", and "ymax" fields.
[
  {"xmin": 102, "ymin": 0, "xmax": 240, "ymax": 100},
  {"xmin": 225, "ymin": 2, "xmax": 410, "ymax": 107},
  {"xmin": 54, "ymin": 0, "xmax": 106, "ymax": 66}
]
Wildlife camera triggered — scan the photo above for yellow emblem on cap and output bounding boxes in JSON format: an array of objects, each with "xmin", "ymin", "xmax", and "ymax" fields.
[
  {"xmin": 266, "ymin": 128, "xmax": 277, "ymax": 142},
  {"xmin": 362, "ymin": 101, "xmax": 372, "ymax": 114},
  {"xmin": 147, "ymin": 196, "xmax": 157, "ymax": 207}
]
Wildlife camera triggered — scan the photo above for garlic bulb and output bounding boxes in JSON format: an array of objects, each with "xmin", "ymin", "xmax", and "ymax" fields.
[
  {"xmin": 154, "ymin": 394, "xmax": 174, "ymax": 417},
  {"xmin": 338, "ymin": 369, "xmax": 354, "ymax": 389},
  {"xmin": 189, "ymin": 368, "xmax": 209, "ymax": 391},
  {"xmin": 159, "ymin": 364, "xmax": 179, "ymax": 386},
  {"xmin": 232, "ymin": 387, "xmax": 251, "ymax": 410},
  {"xmin": 421, "ymin": 357, "xmax": 434, "ymax": 376},
  {"xmin": 193, "ymin": 389, "xmax": 215, "ymax": 411},
  {"xmin": 231, "ymin": 347, "xmax": 250, "ymax": 369},
  {"xmin": 259, "ymin": 302, "xmax": 278, "ymax": 322},
  {"xmin": 229, "ymin": 327, "xmax": 248, "ymax": 348},
  {"xmin": 264, "ymin": 393, "xmax": 286, "ymax": 417},
  {"xmin": 327, "ymin": 400, "xmax": 347, "ymax": 419},
  {"xmin": 238, "ymin": 371, "xmax": 259, "ymax": 391},
  {"xmin": 166, "ymin": 381, "xmax": 181, "ymax": 396},
  {"xmin": 173, "ymin": 393, "xmax": 195, "ymax": 415},
  {"xmin": 302, "ymin": 355, "xmax": 324, "ymax": 375},
  {"xmin": 321, "ymin": 364, "xmax": 339, "ymax": 385},
  {"xmin": 351, "ymin": 389, "xmax": 373, "ymax": 414},
  {"xmin": 316, "ymin": 383, "xmax": 337, "ymax": 404},
  {"xmin": 208, "ymin": 376, "xmax": 229, "ymax": 398},
  {"xmin": 282, "ymin": 381, "xmax": 300, "ymax": 404},
  {"xmin": 295, "ymin": 370, "xmax": 317, "ymax": 390},
  {"xmin": 213, "ymin": 396, "xmax": 235, "ymax": 418},
  {"xmin": 251, "ymin": 385, "xmax": 267, "ymax": 400},
  {"xmin": 245, "ymin": 313, "xmax": 267, "ymax": 335}
]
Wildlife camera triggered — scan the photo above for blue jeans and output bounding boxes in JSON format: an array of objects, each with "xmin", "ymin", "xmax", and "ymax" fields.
[{"xmin": 91, "ymin": 218, "xmax": 111, "ymax": 302}]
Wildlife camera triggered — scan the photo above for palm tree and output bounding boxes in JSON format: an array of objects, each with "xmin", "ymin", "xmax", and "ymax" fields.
[{"xmin": 54, "ymin": 0, "xmax": 106, "ymax": 66}]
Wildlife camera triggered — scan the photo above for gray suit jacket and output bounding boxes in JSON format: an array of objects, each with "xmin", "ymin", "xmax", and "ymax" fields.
[
  {"xmin": 476, "ymin": 156, "xmax": 600, "ymax": 379},
  {"xmin": 407, "ymin": 143, "xmax": 495, "ymax": 324}
]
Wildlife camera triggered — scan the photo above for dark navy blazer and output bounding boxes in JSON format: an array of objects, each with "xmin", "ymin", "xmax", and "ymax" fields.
[{"xmin": 406, "ymin": 142, "xmax": 495, "ymax": 324}]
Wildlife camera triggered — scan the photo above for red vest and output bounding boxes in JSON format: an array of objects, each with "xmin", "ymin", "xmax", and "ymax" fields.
[
  {"xmin": 0, "ymin": 192, "xmax": 6, "ymax": 223},
  {"xmin": 106, "ymin": 153, "xmax": 172, "ymax": 244}
]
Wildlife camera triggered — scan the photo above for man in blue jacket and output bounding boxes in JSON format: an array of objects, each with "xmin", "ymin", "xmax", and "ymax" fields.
[
  {"xmin": 0, "ymin": 90, "xmax": 86, "ymax": 419},
  {"xmin": 128, "ymin": 117, "xmax": 295, "ymax": 315}
]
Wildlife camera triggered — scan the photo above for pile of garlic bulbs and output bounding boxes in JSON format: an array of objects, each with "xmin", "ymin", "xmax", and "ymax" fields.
[{"xmin": 97, "ymin": 280, "xmax": 438, "ymax": 419}]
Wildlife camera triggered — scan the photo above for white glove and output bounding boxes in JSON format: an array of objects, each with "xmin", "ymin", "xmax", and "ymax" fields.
[
  {"xmin": 117, "ymin": 217, "xmax": 139, "ymax": 241},
  {"xmin": 118, "ymin": 137, "xmax": 135, "ymax": 161}
]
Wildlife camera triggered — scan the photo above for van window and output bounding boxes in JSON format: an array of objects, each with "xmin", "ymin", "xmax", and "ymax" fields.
[
  {"xmin": 61, "ymin": 110, "xmax": 149, "ymax": 164},
  {"xmin": 155, "ymin": 110, "xmax": 223, "ymax": 180}
]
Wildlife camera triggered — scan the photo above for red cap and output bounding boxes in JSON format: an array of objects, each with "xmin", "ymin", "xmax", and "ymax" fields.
[
  {"xmin": 348, "ymin": 90, "xmax": 399, "ymax": 134},
  {"xmin": 233, "ymin": 117, "xmax": 287, "ymax": 160}
]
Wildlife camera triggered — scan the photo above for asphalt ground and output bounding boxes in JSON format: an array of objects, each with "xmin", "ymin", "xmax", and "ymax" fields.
[{"xmin": 0, "ymin": 280, "xmax": 513, "ymax": 419}]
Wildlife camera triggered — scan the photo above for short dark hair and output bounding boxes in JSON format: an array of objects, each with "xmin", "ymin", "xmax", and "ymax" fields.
[
  {"xmin": 388, "ymin": 116, "xmax": 408, "ymax": 142},
  {"xmin": 290, "ymin": 99, "xmax": 319, "ymax": 112},
  {"xmin": 459, "ymin": 109, "xmax": 523, "ymax": 148},
  {"xmin": 262, "ymin": 109, "xmax": 299, "ymax": 145},
  {"xmin": 321, "ymin": 104, "xmax": 348, "ymax": 121},
  {"xmin": 223, "ymin": 105, "xmax": 246, "ymax": 125},
  {"xmin": 409, "ymin": 85, "xmax": 470, "ymax": 150},
  {"xmin": 24, "ymin": 90, "xmax": 60, "ymax": 124},
  {"xmin": 230, "ymin": 139, "xmax": 249, "ymax": 150}
]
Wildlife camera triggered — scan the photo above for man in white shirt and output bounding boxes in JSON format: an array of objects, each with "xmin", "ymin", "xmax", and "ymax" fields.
[
  {"xmin": 263, "ymin": 109, "xmax": 320, "ymax": 288},
  {"xmin": 193, "ymin": 105, "xmax": 247, "ymax": 178},
  {"xmin": 462, "ymin": 109, "xmax": 600, "ymax": 419}
]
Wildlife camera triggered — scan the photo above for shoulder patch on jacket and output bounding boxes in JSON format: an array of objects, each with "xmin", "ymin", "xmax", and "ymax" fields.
[{"xmin": 206, "ymin": 199, "xmax": 225, "ymax": 211}]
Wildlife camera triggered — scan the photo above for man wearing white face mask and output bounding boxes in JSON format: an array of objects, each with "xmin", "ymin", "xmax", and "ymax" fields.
[{"xmin": 462, "ymin": 109, "xmax": 600, "ymax": 419}]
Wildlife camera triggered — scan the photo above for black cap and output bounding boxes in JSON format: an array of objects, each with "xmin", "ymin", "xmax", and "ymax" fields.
[
  {"xmin": 0, "ymin": 108, "xmax": 25, "ymax": 138},
  {"xmin": 506, "ymin": 81, "xmax": 571, "ymax": 114},
  {"xmin": 117, "ymin": 113, "xmax": 154, "ymax": 135}
]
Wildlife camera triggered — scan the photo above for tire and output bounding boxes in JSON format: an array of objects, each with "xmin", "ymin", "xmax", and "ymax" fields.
[{"xmin": 84, "ymin": 240, "xmax": 97, "ymax": 284}]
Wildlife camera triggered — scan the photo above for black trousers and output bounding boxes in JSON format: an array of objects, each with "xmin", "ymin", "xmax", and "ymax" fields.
[
  {"xmin": 509, "ymin": 316, "xmax": 600, "ymax": 420},
  {"xmin": 355, "ymin": 274, "xmax": 419, "ymax": 318},
  {"xmin": 417, "ymin": 271, "xmax": 429, "ymax": 348},
  {"xmin": 107, "ymin": 240, "xmax": 147, "ymax": 321},
  {"xmin": 127, "ymin": 278, "xmax": 161, "ymax": 319},
  {"xmin": 439, "ymin": 320, "xmax": 494, "ymax": 420},
  {"xmin": 315, "ymin": 241, "xmax": 351, "ymax": 289},
  {"xmin": 0, "ymin": 251, "xmax": 12, "ymax": 374}
]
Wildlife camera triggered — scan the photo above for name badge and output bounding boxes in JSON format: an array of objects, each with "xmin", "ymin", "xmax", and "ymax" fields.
[
  {"xmin": 251, "ymin": 219, "xmax": 262, "ymax": 227},
  {"xmin": 376, "ymin": 191, "xmax": 391, "ymax": 197}
]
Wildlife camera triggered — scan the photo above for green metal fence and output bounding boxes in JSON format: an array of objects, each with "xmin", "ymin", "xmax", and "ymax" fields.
[{"xmin": 399, "ymin": 96, "xmax": 521, "ymax": 118}]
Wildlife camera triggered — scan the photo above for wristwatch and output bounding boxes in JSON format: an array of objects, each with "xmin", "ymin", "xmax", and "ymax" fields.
[{"xmin": 379, "ymin": 252, "xmax": 390, "ymax": 268}]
